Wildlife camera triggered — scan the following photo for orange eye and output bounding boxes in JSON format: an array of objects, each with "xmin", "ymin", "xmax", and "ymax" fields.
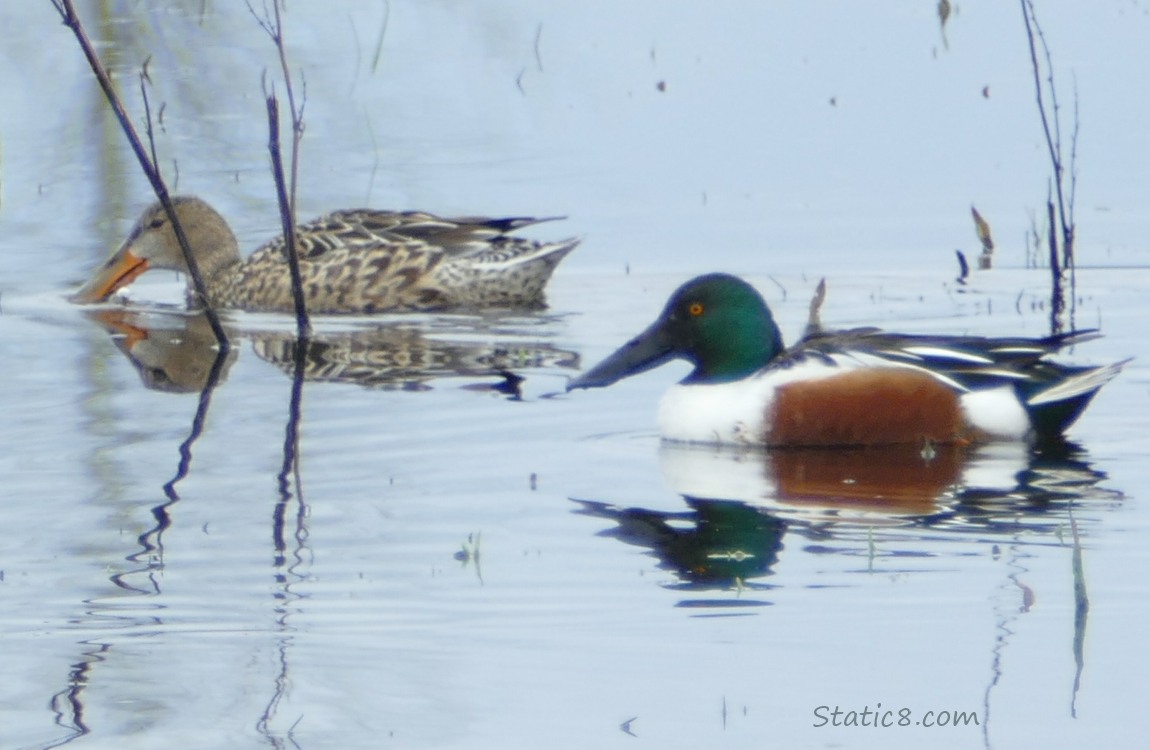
[{"xmin": 688, "ymin": 302, "xmax": 704, "ymax": 316}]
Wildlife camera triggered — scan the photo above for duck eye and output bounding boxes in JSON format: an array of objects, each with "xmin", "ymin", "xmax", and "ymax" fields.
[
  {"xmin": 148, "ymin": 217, "xmax": 166, "ymax": 230},
  {"xmin": 688, "ymin": 302, "xmax": 704, "ymax": 317}
]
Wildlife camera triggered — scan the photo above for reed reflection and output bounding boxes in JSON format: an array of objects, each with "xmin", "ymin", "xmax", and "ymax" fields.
[{"xmin": 83, "ymin": 305, "xmax": 579, "ymax": 596}]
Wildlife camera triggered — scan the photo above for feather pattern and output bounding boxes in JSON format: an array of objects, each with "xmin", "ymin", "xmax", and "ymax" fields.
[
  {"xmin": 569, "ymin": 273, "xmax": 1127, "ymax": 446},
  {"xmin": 72, "ymin": 197, "xmax": 578, "ymax": 314}
]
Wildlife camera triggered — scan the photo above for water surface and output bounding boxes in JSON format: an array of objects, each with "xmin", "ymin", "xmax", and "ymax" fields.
[{"xmin": 2, "ymin": 3, "xmax": 1149, "ymax": 749}]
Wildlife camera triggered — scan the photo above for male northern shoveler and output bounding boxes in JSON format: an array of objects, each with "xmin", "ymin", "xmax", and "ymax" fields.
[
  {"xmin": 567, "ymin": 273, "xmax": 1127, "ymax": 447},
  {"xmin": 71, "ymin": 196, "xmax": 578, "ymax": 314}
]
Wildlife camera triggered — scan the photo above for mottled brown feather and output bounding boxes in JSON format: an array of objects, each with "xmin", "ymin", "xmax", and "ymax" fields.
[{"xmin": 76, "ymin": 196, "xmax": 578, "ymax": 314}]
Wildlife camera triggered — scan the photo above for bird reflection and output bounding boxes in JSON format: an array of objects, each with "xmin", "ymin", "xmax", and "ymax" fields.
[
  {"xmin": 574, "ymin": 440, "xmax": 1116, "ymax": 602},
  {"xmin": 88, "ymin": 308, "xmax": 237, "ymax": 393},
  {"xmin": 574, "ymin": 497, "xmax": 785, "ymax": 608},
  {"xmin": 250, "ymin": 327, "xmax": 574, "ymax": 393},
  {"xmin": 85, "ymin": 308, "xmax": 578, "ymax": 395}
]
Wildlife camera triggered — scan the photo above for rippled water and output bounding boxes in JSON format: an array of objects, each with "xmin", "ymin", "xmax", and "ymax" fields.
[{"xmin": 3, "ymin": 3, "xmax": 1149, "ymax": 749}]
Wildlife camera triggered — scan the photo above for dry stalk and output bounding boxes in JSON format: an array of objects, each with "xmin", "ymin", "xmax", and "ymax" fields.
[{"xmin": 51, "ymin": 0, "xmax": 230, "ymax": 348}]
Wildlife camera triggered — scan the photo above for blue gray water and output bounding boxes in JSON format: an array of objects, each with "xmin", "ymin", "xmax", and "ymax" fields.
[{"xmin": 2, "ymin": 3, "xmax": 1148, "ymax": 749}]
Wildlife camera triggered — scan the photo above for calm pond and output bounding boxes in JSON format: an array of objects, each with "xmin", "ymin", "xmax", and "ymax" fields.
[{"xmin": 2, "ymin": 3, "xmax": 1148, "ymax": 749}]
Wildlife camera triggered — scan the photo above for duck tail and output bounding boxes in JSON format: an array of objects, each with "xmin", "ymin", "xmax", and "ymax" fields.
[
  {"xmin": 1038, "ymin": 328, "xmax": 1103, "ymax": 350},
  {"xmin": 485, "ymin": 215, "xmax": 567, "ymax": 232},
  {"xmin": 1026, "ymin": 358, "xmax": 1131, "ymax": 436},
  {"xmin": 501, "ymin": 236, "xmax": 581, "ymax": 269}
]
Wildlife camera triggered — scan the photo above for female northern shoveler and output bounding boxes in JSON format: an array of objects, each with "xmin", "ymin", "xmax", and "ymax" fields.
[
  {"xmin": 567, "ymin": 273, "xmax": 1127, "ymax": 447},
  {"xmin": 71, "ymin": 196, "xmax": 578, "ymax": 314}
]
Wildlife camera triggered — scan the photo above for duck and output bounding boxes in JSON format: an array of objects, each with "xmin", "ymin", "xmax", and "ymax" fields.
[
  {"xmin": 71, "ymin": 196, "xmax": 579, "ymax": 314},
  {"xmin": 567, "ymin": 273, "xmax": 1127, "ymax": 447}
]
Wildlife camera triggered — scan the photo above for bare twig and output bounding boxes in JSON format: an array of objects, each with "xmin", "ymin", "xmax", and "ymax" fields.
[
  {"xmin": 265, "ymin": 93, "xmax": 310, "ymax": 334},
  {"xmin": 371, "ymin": 1, "xmax": 391, "ymax": 75},
  {"xmin": 139, "ymin": 74, "xmax": 162, "ymax": 186},
  {"xmin": 534, "ymin": 22, "xmax": 545, "ymax": 71},
  {"xmin": 1022, "ymin": 1, "xmax": 1068, "ymax": 238},
  {"xmin": 250, "ymin": 0, "xmax": 311, "ymax": 502},
  {"xmin": 247, "ymin": 0, "xmax": 306, "ymax": 221},
  {"xmin": 250, "ymin": 0, "xmax": 310, "ymax": 334},
  {"xmin": 1020, "ymin": 0, "xmax": 1078, "ymax": 334},
  {"xmin": 365, "ymin": 114, "xmax": 381, "ymax": 204},
  {"xmin": 272, "ymin": 0, "xmax": 305, "ymax": 221},
  {"xmin": 52, "ymin": 0, "xmax": 229, "ymax": 348},
  {"xmin": 1046, "ymin": 193, "xmax": 1063, "ymax": 331}
]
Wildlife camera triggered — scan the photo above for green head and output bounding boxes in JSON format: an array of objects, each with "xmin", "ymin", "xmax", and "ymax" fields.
[{"xmin": 568, "ymin": 273, "xmax": 786, "ymax": 389}]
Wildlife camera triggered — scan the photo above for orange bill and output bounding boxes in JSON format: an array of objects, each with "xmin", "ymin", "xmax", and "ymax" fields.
[
  {"xmin": 88, "ymin": 308, "xmax": 150, "ymax": 349},
  {"xmin": 70, "ymin": 247, "xmax": 149, "ymax": 304}
]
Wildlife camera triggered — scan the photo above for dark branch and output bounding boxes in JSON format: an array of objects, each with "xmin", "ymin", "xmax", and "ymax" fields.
[
  {"xmin": 265, "ymin": 94, "xmax": 310, "ymax": 334},
  {"xmin": 1020, "ymin": 0, "xmax": 1077, "ymax": 334},
  {"xmin": 248, "ymin": 0, "xmax": 306, "ymax": 223},
  {"xmin": 53, "ymin": 0, "xmax": 229, "ymax": 349},
  {"xmin": 139, "ymin": 73, "xmax": 161, "ymax": 183}
]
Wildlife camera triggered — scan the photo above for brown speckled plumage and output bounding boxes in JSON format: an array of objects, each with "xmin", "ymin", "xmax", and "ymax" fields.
[{"xmin": 72, "ymin": 196, "xmax": 579, "ymax": 314}]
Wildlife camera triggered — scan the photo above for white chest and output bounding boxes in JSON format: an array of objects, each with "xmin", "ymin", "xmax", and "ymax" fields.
[
  {"xmin": 655, "ymin": 361, "xmax": 844, "ymax": 445},
  {"xmin": 656, "ymin": 379, "xmax": 775, "ymax": 445}
]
